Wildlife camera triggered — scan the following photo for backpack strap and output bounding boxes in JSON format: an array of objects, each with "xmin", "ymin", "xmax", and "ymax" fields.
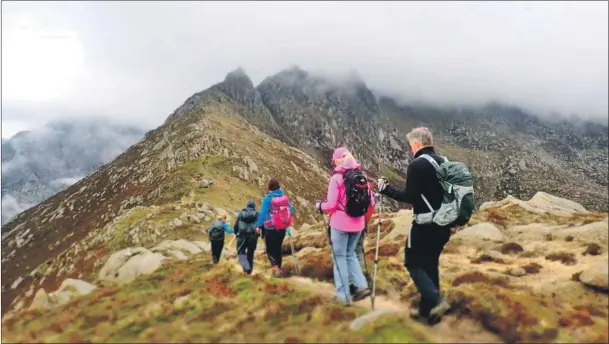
[
  {"xmin": 419, "ymin": 154, "xmax": 440, "ymax": 171},
  {"xmin": 418, "ymin": 154, "xmax": 441, "ymax": 213}
]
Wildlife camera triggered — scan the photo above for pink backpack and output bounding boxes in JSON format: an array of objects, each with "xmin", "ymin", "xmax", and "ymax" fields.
[{"xmin": 265, "ymin": 195, "xmax": 293, "ymax": 230}]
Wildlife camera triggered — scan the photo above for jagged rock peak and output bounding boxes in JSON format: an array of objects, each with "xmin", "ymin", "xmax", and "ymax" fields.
[{"xmin": 223, "ymin": 67, "xmax": 254, "ymax": 90}]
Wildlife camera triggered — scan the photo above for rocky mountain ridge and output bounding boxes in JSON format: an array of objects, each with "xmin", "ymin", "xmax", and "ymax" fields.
[{"xmin": 168, "ymin": 66, "xmax": 608, "ymax": 212}]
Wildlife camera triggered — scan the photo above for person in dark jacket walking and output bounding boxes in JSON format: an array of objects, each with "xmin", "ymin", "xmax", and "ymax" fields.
[
  {"xmin": 256, "ymin": 178, "xmax": 294, "ymax": 277},
  {"xmin": 208, "ymin": 214, "xmax": 234, "ymax": 264},
  {"xmin": 234, "ymin": 200, "xmax": 260, "ymax": 275},
  {"xmin": 377, "ymin": 127, "xmax": 452, "ymax": 325}
]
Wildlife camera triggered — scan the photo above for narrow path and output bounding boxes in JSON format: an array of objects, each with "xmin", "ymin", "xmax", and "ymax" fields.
[
  {"xmin": 286, "ymin": 276, "xmax": 502, "ymax": 344},
  {"xmin": 229, "ymin": 258, "xmax": 501, "ymax": 344}
]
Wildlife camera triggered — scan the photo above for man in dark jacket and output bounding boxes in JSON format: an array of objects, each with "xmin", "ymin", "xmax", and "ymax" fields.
[
  {"xmin": 234, "ymin": 200, "xmax": 259, "ymax": 275},
  {"xmin": 377, "ymin": 127, "xmax": 451, "ymax": 325}
]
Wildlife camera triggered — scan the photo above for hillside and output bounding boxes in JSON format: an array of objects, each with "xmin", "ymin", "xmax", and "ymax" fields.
[
  {"xmin": 2, "ymin": 193, "xmax": 607, "ymax": 343},
  {"xmin": 1, "ymin": 120, "xmax": 146, "ymax": 226},
  {"xmin": 1, "ymin": 66, "xmax": 608, "ymax": 343},
  {"xmin": 0, "ymin": 83, "xmax": 331, "ymax": 316}
]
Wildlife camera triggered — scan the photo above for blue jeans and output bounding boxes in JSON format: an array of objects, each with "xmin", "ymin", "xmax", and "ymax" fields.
[{"xmin": 330, "ymin": 228, "xmax": 369, "ymax": 303}]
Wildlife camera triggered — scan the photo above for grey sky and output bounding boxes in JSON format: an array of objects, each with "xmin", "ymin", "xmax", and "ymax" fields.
[{"xmin": 2, "ymin": 1, "xmax": 608, "ymax": 138}]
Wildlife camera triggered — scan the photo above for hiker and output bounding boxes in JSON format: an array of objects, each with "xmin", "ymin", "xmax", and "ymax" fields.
[
  {"xmin": 208, "ymin": 214, "xmax": 234, "ymax": 264},
  {"xmin": 233, "ymin": 200, "xmax": 259, "ymax": 275},
  {"xmin": 256, "ymin": 178, "xmax": 295, "ymax": 277},
  {"xmin": 350, "ymin": 178, "xmax": 375, "ymax": 294},
  {"xmin": 316, "ymin": 147, "xmax": 375, "ymax": 305},
  {"xmin": 377, "ymin": 127, "xmax": 454, "ymax": 325}
]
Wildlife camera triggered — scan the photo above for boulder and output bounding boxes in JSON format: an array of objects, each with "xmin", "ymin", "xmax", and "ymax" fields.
[
  {"xmin": 169, "ymin": 218, "xmax": 184, "ymax": 228},
  {"xmin": 57, "ymin": 279, "xmax": 97, "ymax": 295},
  {"xmin": 579, "ymin": 261, "xmax": 609, "ymax": 292},
  {"xmin": 528, "ymin": 192, "xmax": 587, "ymax": 214},
  {"xmin": 99, "ymin": 247, "xmax": 166, "ymax": 283},
  {"xmin": 508, "ymin": 267, "xmax": 527, "ymax": 277},
  {"xmin": 505, "ymin": 223, "xmax": 559, "ymax": 242},
  {"xmin": 98, "ymin": 247, "xmax": 149, "ymax": 281},
  {"xmin": 151, "ymin": 239, "xmax": 202, "ymax": 255},
  {"xmin": 349, "ymin": 309, "xmax": 396, "ymax": 331},
  {"xmin": 29, "ymin": 288, "xmax": 50, "ymax": 310},
  {"xmin": 453, "ymin": 222, "xmax": 504, "ymax": 244},
  {"xmin": 193, "ymin": 241, "xmax": 212, "ymax": 252},
  {"xmin": 114, "ymin": 252, "xmax": 166, "ymax": 283},
  {"xmin": 553, "ymin": 220, "xmax": 608, "ymax": 245}
]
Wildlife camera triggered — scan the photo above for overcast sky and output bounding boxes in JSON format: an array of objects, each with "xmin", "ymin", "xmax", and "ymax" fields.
[{"xmin": 2, "ymin": 1, "xmax": 608, "ymax": 138}]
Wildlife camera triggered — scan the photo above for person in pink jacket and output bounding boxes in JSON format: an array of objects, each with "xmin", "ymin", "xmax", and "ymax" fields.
[{"xmin": 316, "ymin": 147, "xmax": 375, "ymax": 305}]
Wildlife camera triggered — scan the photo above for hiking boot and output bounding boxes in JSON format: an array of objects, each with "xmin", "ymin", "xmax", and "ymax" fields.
[
  {"xmin": 352, "ymin": 288, "xmax": 371, "ymax": 302},
  {"xmin": 409, "ymin": 309, "xmax": 428, "ymax": 323},
  {"xmin": 331, "ymin": 296, "xmax": 351, "ymax": 307},
  {"xmin": 428, "ymin": 299, "xmax": 451, "ymax": 325}
]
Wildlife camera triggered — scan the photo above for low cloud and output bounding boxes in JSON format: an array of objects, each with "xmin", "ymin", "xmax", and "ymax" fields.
[{"xmin": 2, "ymin": 1, "xmax": 607, "ymax": 137}]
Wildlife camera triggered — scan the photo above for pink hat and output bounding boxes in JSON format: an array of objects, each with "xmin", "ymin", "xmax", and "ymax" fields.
[{"xmin": 332, "ymin": 147, "xmax": 351, "ymax": 162}]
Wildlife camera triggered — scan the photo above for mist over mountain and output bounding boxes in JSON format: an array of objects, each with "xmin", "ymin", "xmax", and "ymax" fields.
[{"xmin": 1, "ymin": 120, "xmax": 146, "ymax": 226}]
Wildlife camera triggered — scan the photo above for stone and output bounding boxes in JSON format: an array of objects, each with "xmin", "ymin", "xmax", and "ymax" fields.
[
  {"xmin": 169, "ymin": 218, "xmax": 183, "ymax": 228},
  {"xmin": 193, "ymin": 241, "xmax": 212, "ymax": 252},
  {"xmin": 509, "ymin": 267, "xmax": 527, "ymax": 277},
  {"xmin": 579, "ymin": 262, "xmax": 609, "ymax": 292},
  {"xmin": 180, "ymin": 213, "xmax": 189, "ymax": 222},
  {"xmin": 29, "ymin": 288, "xmax": 50, "ymax": 310},
  {"xmin": 114, "ymin": 252, "xmax": 166, "ymax": 283},
  {"xmin": 453, "ymin": 222, "xmax": 504, "ymax": 243},
  {"xmin": 349, "ymin": 309, "xmax": 396, "ymax": 331},
  {"xmin": 57, "ymin": 279, "xmax": 97, "ymax": 296},
  {"xmin": 553, "ymin": 220, "xmax": 608, "ymax": 245},
  {"xmin": 199, "ymin": 179, "xmax": 210, "ymax": 188},
  {"xmin": 174, "ymin": 295, "xmax": 191, "ymax": 308},
  {"xmin": 11, "ymin": 276, "xmax": 23, "ymax": 290},
  {"xmin": 151, "ymin": 239, "xmax": 202, "ymax": 255}
]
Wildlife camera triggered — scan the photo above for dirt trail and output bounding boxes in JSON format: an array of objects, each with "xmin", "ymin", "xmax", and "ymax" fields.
[
  {"xmin": 230, "ymin": 260, "xmax": 501, "ymax": 343},
  {"xmin": 287, "ymin": 276, "xmax": 501, "ymax": 344}
]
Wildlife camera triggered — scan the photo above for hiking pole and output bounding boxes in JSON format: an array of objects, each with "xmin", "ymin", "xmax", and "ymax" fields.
[
  {"xmin": 321, "ymin": 214, "xmax": 351, "ymax": 305},
  {"xmin": 287, "ymin": 232, "xmax": 300, "ymax": 274},
  {"xmin": 371, "ymin": 193, "xmax": 383, "ymax": 310}
]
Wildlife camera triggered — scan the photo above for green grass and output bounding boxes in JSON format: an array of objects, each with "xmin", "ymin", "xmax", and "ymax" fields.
[{"xmin": 2, "ymin": 254, "xmax": 427, "ymax": 343}]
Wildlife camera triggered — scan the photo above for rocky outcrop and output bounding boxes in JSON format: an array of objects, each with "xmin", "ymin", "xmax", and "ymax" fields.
[
  {"xmin": 579, "ymin": 261, "xmax": 609, "ymax": 292},
  {"xmin": 28, "ymin": 278, "xmax": 97, "ymax": 311}
]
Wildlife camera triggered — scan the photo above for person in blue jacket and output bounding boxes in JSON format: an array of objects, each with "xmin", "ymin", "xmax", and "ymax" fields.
[
  {"xmin": 256, "ymin": 178, "xmax": 294, "ymax": 277},
  {"xmin": 208, "ymin": 214, "xmax": 234, "ymax": 264}
]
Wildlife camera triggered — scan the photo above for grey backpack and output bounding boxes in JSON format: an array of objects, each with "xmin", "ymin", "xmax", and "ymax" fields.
[{"xmin": 414, "ymin": 154, "xmax": 475, "ymax": 228}]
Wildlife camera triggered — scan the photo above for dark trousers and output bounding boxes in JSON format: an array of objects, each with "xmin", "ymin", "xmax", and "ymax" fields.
[
  {"xmin": 264, "ymin": 229, "xmax": 286, "ymax": 268},
  {"xmin": 237, "ymin": 234, "xmax": 258, "ymax": 273},
  {"xmin": 211, "ymin": 239, "xmax": 224, "ymax": 264},
  {"xmin": 404, "ymin": 223, "xmax": 451, "ymax": 317}
]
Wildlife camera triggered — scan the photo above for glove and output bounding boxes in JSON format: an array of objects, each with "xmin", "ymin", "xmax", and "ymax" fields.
[
  {"xmin": 287, "ymin": 227, "xmax": 292, "ymax": 237},
  {"xmin": 315, "ymin": 200, "xmax": 323, "ymax": 214},
  {"xmin": 377, "ymin": 177, "xmax": 389, "ymax": 193}
]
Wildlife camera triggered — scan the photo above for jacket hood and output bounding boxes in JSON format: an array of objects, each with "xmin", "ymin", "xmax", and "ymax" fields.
[
  {"xmin": 267, "ymin": 188, "xmax": 285, "ymax": 197},
  {"xmin": 246, "ymin": 199, "xmax": 256, "ymax": 210},
  {"xmin": 334, "ymin": 157, "xmax": 362, "ymax": 173}
]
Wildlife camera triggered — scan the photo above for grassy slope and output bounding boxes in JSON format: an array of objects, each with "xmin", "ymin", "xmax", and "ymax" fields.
[{"xmin": 2, "ymin": 254, "xmax": 428, "ymax": 343}]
